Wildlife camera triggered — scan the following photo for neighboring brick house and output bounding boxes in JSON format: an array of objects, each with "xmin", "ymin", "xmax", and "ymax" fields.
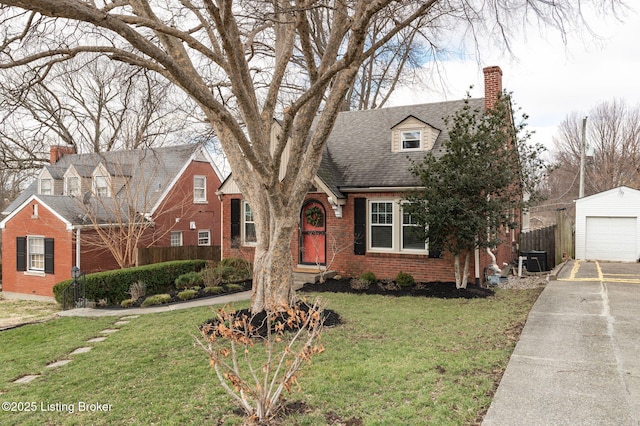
[
  {"xmin": 217, "ymin": 66, "xmax": 521, "ymax": 284},
  {"xmin": 0, "ymin": 143, "xmax": 223, "ymax": 299}
]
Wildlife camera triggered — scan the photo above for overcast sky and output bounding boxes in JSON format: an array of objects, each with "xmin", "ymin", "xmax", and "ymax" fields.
[{"xmin": 388, "ymin": 4, "xmax": 639, "ymax": 160}]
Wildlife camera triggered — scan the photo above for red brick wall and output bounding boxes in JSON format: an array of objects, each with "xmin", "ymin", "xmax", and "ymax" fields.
[
  {"xmin": 1, "ymin": 199, "xmax": 74, "ymax": 297},
  {"xmin": 220, "ymin": 192, "xmax": 518, "ymax": 284},
  {"xmin": 151, "ymin": 160, "xmax": 222, "ymax": 247}
]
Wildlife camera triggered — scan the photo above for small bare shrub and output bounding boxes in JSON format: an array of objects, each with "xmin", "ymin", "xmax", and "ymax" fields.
[
  {"xmin": 349, "ymin": 277, "xmax": 370, "ymax": 290},
  {"xmin": 195, "ymin": 300, "xmax": 325, "ymax": 425},
  {"xmin": 128, "ymin": 281, "xmax": 147, "ymax": 301}
]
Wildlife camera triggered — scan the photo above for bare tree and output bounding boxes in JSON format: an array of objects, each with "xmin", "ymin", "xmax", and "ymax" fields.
[
  {"xmin": 0, "ymin": 55, "xmax": 201, "ymax": 173},
  {"xmin": 0, "ymin": 0, "xmax": 623, "ymax": 313}
]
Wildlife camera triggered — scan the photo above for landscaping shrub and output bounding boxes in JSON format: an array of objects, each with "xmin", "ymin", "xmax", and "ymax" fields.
[
  {"xmin": 201, "ymin": 265, "xmax": 235, "ymax": 287},
  {"xmin": 177, "ymin": 289, "xmax": 198, "ymax": 301},
  {"xmin": 360, "ymin": 271, "xmax": 377, "ymax": 285},
  {"xmin": 120, "ymin": 299, "xmax": 135, "ymax": 308},
  {"xmin": 175, "ymin": 271, "xmax": 204, "ymax": 289},
  {"xmin": 218, "ymin": 257, "xmax": 252, "ymax": 277},
  {"xmin": 203, "ymin": 286, "xmax": 224, "ymax": 295},
  {"xmin": 224, "ymin": 283, "xmax": 244, "ymax": 292},
  {"xmin": 350, "ymin": 277, "xmax": 370, "ymax": 290},
  {"xmin": 396, "ymin": 271, "xmax": 415, "ymax": 287},
  {"xmin": 53, "ymin": 260, "xmax": 207, "ymax": 306},
  {"xmin": 141, "ymin": 294, "xmax": 172, "ymax": 307}
]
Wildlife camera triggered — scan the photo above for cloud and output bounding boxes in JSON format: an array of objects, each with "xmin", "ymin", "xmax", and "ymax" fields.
[{"xmin": 388, "ymin": 5, "xmax": 640, "ymax": 158}]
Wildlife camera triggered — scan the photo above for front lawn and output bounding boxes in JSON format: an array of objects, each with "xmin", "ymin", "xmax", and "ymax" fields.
[
  {"xmin": 0, "ymin": 295, "xmax": 61, "ymax": 329},
  {"xmin": 0, "ymin": 288, "xmax": 541, "ymax": 425}
]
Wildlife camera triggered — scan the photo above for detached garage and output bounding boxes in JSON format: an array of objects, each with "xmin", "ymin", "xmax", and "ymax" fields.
[{"xmin": 575, "ymin": 186, "xmax": 640, "ymax": 262}]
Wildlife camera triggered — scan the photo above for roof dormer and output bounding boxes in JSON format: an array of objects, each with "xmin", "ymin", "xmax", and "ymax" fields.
[
  {"xmin": 37, "ymin": 168, "xmax": 54, "ymax": 195},
  {"xmin": 391, "ymin": 116, "xmax": 440, "ymax": 153},
  {"xmin": 63, "ymin": 165, "xmax": 82, "ymax": 197},
  {"xmin": 92, "ymin": 163, "xmax": 112, "ymax": 197}
]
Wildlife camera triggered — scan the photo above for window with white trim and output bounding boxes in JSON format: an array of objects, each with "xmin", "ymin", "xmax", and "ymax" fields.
[
  {"xmin": 197, "ymin": 230, "xmax": 211, "ymax": 246},
  {"xmin": 170, "ymin": 231, "xmax": 183, "ymax": 247},
  {"xmin": 401, "ymin": 130, "xmax": 422, "ymax": 150},
  {"xmin": 94, "ymin": 175, "xmax": 109, "ymax": 196},
  {"xmin": 39, "ymin": 178, "xmax": 53, "ymax": 195},
  {"xmin": 66, "ymin": 176, "xmax": 80, "ymax": 196},
  {"xmin": 401, "ymin": 205, "xmax": 426, "ymax": 250},
  {"xmin": 243, "ymin": 201, "xmax": 257, "ymax": 245},
  {"xmin": 370, "ymin": 201, "xmax": 394, "ymax": 249},
  {"xmin": 368, "ymin": 200, "xmax": 428, "ymax": 253},
  {"xmin": 28, "ymin": 236, "xmax": 45, "ymax": 272},
  {"xmin": 194, "ymin": 175, "xmax": 207, "ymax": 203}
]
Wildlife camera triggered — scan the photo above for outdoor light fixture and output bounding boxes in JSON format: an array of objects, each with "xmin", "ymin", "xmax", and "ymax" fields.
[{"xmin": 71, "ymin": 266, "xmax": 81, "ymax": 280}]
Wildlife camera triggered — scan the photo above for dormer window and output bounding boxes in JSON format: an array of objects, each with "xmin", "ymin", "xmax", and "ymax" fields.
[
  {"xmin": 65, "ymin": 176, "xmax": 80, "ymax": 196},
  {"xmin": 94, "ymin": 175, "xmax": 109, "ymax": 197},
  {"xmin": 401, "ymin": 130, "xmax": 422, "ymax": 150},
  {"xmin": 39, "ymin": 178, "xmax": 53, "ymax": 195}
]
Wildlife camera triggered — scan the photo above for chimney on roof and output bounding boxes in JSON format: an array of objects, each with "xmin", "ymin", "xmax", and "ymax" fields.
[
  {"xmin": 483, "ymin": 66, "xmax": 503, "ymax": 111},
  {"xmin": 50, "ymin": 145, "xmax": 75, "ymax": 164}
]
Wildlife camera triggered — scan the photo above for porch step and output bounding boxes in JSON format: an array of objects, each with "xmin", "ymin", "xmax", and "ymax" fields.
[{"xmin": 293, "ymin": 270, "xmax": 337, "ymax": 290}]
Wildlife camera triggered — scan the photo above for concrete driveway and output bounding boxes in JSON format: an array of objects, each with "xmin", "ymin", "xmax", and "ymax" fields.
[{"xmin": 483, "ymin": 260, "xmax": 640, "ymax": 426}]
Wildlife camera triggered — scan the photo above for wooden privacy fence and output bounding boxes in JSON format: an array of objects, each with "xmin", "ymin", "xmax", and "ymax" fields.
[
  {"xmin": 519, "ymin": 225, "xmax": 556, "ymax": 270},
  {"xmin": 136, "ymin": 245, "xmax": 221, "ymax": 266}
]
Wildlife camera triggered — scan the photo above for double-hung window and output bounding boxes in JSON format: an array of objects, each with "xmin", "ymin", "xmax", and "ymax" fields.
[
  {"xmin": 66, "ymin": 176, "xmax": 80, "ymax": 196},
  {"xmin": 170, "ymin": 231, "xmax": 183, "ymax": 247},
  {"xmin": 194, "ymin": 176, "xmax": 207, "ymax": 203},
  {"xmin": 198, "ymin": 230, "xmax": 211, "ymax": 246},
  {"xmin": 370, "ymin": 201, "xmax": 394, "ymax": 249},
  {"xmin": 401, "ymin": 206, "xmax": 426, "ymax": 251},
  {"xmin": 40, "ymin": 178, "xmax": 53, "ymax": 195},
  {"xmin": 243, "ymin": 202, "xmax": 257, "ymax": 244},
  {"xmin": 94, "ymin": 175, "xmax": 109, "ymax": 196},
  {"xmin": 28, "ymin": 236, "xmax": 45, "ymax": 272}
]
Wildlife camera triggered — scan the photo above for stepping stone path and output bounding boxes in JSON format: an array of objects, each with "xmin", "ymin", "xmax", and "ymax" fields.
[
  {"xmin": 46, "ymin": 360, "xmax": 72, "ymax": 369},
  {"xmin": 11, "ymin": 316, "xmax": 135, "ymax": 385}
]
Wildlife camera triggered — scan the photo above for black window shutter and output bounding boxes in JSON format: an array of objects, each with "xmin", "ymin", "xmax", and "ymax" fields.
[
  {"xmin": 16, "ymin": 237, "xmax": 26, "ymax": 271},
  {"xmin": 44, "ymin": 238, "xmax": 55, "ymax": 274},
  {"xmin": 354, "ymin": 198, "xmax": 366, "ymax": 255},
  {"xmin": 230, "ymin": 199, "xmax": 241, "ymax": 248}
]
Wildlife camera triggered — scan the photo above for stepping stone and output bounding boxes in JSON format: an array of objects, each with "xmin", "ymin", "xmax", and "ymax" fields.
[
  {"xmin": 100, "ymin": 329, "xmax": 119, "ymax": 334},
  {"xmin": 70, "ymin": 347, "xmax": 92, "ymax": 355},
  {"xmin": 120, "ymin": 315, "xmax": 139, "ymax": 320},
  {"xmin": 46, "ymin": 360, "xmax": 72, "ymax": 369},
  {"xmin": 13, "ymin": 375, "xmax": 39, "ymax": 384},
  {"xmin": 114, "ymin": 320, "xmax": 129, "ymax": 325},
  {"xmin": 87, "ymin": 336, "xmax": 107, "ymax": 343}
]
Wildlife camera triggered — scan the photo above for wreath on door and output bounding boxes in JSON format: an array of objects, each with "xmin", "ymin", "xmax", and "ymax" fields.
[{"xmin": 305, "ymin": 206, "xmax": 324, "ymax": 227}]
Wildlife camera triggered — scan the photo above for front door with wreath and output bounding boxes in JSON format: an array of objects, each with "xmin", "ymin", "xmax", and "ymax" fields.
[{"xmin": 300, "ymin": 200, "xmax": 326, "ymax": 265}]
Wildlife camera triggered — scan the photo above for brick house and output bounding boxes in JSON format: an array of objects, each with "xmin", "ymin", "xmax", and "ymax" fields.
[
  {"xmin": 0, "ymin": 143, "xmax": 223, "ymax": 299},
  {"xmin": 217, "ymin": 66, "xmax": 521, "ymax": 284}
]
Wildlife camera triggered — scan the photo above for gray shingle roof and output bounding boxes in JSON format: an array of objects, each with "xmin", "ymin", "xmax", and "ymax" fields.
[
  {"xmin": 2, "ymin": 144, "xmax": 205, "ymax": 223},
  {"xmin": 322, "ymin": 98, "xmax": 484, "ymax": 190}
]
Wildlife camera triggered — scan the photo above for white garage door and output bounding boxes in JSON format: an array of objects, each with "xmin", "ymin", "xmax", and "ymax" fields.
[{"xmin": 585, "ymin": 217, "xmax": 637, "ymax": 261}]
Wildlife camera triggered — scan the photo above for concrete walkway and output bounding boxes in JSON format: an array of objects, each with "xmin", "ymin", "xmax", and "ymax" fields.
[
  {"xmin": 57, "ymin": 290, "xmax": 252, "ymax": 317},
  {"xmin": 483, "ymin": 260, "xmax": 640, "ymax": 425}
]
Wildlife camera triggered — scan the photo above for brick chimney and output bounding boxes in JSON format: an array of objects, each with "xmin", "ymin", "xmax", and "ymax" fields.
[
  {"xmin": 483, "ymin": 66, "xmax": 503, "ymax": 111},
  {"xmin": 50, "ymin": 145, "xmax": 75, "ymax": 164}
]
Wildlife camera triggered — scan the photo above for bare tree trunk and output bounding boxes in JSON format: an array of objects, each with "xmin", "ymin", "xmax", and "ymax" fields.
[
  {"xmin": 453, "ymin": 251, "xmax": 471, "ymax": 289},
  {"xmin": 250, "ymin": 215, "xmax": 297, "ymax": 313}
]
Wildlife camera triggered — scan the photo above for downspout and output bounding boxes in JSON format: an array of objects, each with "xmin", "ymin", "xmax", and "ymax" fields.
[{"xmin": 75, "ymin": 228, "xmax": 81, "ymax": 269}]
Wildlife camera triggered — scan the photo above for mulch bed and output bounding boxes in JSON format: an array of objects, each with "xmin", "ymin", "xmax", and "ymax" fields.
[{"xmin": 299, "ymin": 277, "xmax": 494, "ymax": 299}]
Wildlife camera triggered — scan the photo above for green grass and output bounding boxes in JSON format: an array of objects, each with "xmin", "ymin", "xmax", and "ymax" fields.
[{"xmin": 0, "ymin": 288, "xmax": 541, "ymax": 425}]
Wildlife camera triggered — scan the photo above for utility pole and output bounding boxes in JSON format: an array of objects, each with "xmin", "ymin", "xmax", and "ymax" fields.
[{"xmin": 579, "ymin": 116, "xmax": 587, "ymax": 198}]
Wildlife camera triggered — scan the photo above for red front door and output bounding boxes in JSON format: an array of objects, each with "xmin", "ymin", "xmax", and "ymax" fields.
[{"xmin": 300, "ymin": 201, "xmax": 326, "ymax": 265}]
